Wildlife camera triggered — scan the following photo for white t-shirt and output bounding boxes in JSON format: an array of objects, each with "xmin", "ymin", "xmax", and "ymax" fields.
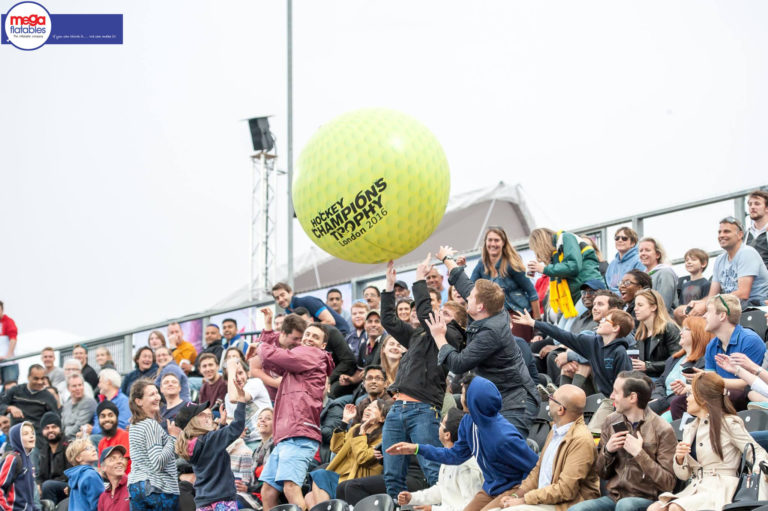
[
  {"xmin": 225, "ymin": 378, "xmax": 272, "ymax": 443},
  {"xmin": 713, "ymin": 244, "xmax": 768, "ymax": 303}
]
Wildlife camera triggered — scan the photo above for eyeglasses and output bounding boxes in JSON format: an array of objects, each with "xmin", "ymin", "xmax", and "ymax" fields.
[
  {"xmin": 548, "ymin": 394, "xmax": 567, "ymax": 412},
  {"xmin": 614, "ymin": 236, "xmax": 630, "ymax": 242},
  {"xmin": 716, "ymin": 294, "xmax": 731, "ymax": 315},
  {"xmin": 600, "ymin": 317, "xmax": 615, "ymax": 326},
  {"xmin": 618, "ymin": 280, "xmax": 639, "ymax": 287}
]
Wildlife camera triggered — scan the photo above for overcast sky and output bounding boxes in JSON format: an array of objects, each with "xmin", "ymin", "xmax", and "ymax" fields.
[{"xmin": 1, "ymin": 0, "xmax": 767, "ymax": 341}]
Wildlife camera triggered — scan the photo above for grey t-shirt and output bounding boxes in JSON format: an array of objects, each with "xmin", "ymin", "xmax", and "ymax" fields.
[{"xmin": 713, "ymin": 244, "xmax": 768, "ymax": 304}]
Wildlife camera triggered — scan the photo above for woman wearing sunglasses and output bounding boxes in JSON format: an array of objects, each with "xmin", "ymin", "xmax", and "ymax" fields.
[{"xmin": 605, "ymin": 227, "xmax": 646, "ymax": 294}]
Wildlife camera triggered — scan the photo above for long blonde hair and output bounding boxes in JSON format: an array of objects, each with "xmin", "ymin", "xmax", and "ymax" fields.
[
  {"xmin": 634, "ymin": 289, "xmax": 674, "ymax": 339},
  {"xmin": 481, "ymin": 227, "xmax": 524, "ymax": 276},
  {"xmin": 175, "ymin": 415, "xmax": 215, "ymax": 460},
  {"xmin": 528, "ymin": 228, "xmax": 556, "ymax": 264}
]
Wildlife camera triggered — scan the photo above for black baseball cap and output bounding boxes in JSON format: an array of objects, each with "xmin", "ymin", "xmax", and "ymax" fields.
[
  {"xmin": 394, "ymin": 280, "xmax": 408, "ymax": 290},
  {"xmin": 174, "ymin": 401, "xmax": 210, "ymax": 430}
]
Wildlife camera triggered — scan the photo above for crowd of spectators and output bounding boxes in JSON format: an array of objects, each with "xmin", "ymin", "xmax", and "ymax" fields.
[{"xmin": 1, "ymin": 189, "xmax": 768, "ymax": 511}]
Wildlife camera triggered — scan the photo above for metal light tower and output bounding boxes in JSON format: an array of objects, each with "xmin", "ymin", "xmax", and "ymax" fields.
[{"xmin": 247, "ymin": 116, "xmax": 280, "ymax": 302}]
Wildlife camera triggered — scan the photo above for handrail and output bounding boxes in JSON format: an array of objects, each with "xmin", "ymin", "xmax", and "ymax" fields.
[{"xmin": 11, "ymin": 184, "xmax": 765, "ymax": 367}]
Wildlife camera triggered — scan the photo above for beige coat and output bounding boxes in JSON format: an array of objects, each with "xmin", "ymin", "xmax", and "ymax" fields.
[
  {"xmin": 516, "ymin": 416, "xmax": 600, "ymax": 511},
  {"xmin": 658, "ymin": 414, "xmax": 768, "ymax": 511}
]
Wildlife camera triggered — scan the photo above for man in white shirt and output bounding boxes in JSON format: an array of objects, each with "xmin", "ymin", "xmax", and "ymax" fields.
[{"xmin": 494, "ymin": 385, "xmax": 599, "ymax": 511}]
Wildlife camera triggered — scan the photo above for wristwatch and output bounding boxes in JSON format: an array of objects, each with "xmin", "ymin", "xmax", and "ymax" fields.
[{"xmin": 441, "ymin": 255, "xmax": 454, "ymax": 263}]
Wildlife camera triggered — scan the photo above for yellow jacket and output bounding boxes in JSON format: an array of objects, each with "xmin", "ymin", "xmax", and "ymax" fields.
[
  {"xmin": 173, "ymin": 340, "xmax": 197, "ymax": 366},
  {"xmin": 327, "ymin": 424, "xmax": 383, "ymax": 482}
]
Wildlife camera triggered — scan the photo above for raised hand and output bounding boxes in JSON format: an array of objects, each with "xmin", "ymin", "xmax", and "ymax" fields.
[
  {"xmin": 386, "ymin": 260, "xmax": 397, "ymax": 292},
  {"xmin": 512, "ymin": 309, "xmax": 535, "ymax": 327},
  {"xmin": 424, "ymin": 311, "xmax": 447, "ymax": 338},
  {"xmin": 415, "ymin": 253, "xmax": 434, "ymax": 281}
]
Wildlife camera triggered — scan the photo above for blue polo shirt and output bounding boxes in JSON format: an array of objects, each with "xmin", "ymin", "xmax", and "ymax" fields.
[
  {"xmin": 705, "ymin": 324, "xmax": 766, "ymax": 378},
  {"xmin": 288, "ymin": 295, "xmax": 351, "ymax": 335}
]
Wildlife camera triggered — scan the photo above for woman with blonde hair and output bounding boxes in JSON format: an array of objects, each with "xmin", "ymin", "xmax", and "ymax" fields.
[
  {"xmin": 648, "ymin": 372, "xmax": 767, "ymax": 511},
  {"xmin": 638, "ymin": 237, "xmax": 678, "ymax": 313},
  {"xmin": 95, "ymin": 346, "xmax": 115, "ymax": 371},
  {"xmin": 633, "ymin": 289, "xmax": 681, "ymax": 378},
  {"xmin": 468, "ymin": 227, "xmax": 540, "ymax": 339},
  {"xmin": 649, "ymin": 316, "xmax": 711, "ymax": 416},
  {"xmin": 527, "ymin": 227, "xmax": 602, "ymax": 319}
]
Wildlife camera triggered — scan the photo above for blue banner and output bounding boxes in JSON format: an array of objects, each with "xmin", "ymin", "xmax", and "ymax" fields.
[{"xmin": 2, "ymin": 13, "xmax": 122, "ymax": 46}]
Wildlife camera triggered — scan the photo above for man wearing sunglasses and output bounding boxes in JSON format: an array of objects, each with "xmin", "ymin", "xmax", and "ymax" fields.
[
  {"xmin": 605, "ymin": 227, "xmax": 646, "ymax": 294},
  {"xmin": 686, "ymin": 217, "xmax": 768, "ymax": 316}
]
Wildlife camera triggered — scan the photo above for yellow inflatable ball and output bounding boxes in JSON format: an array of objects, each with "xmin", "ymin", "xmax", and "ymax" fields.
[{"xmin": 293, "ymin": 108, "xmax": 450, "ymax": 264}]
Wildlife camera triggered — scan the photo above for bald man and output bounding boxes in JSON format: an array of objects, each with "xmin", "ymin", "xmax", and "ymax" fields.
[{"xmin": 492, "ymin": 385, "xmax": 599, "ymax": 511}]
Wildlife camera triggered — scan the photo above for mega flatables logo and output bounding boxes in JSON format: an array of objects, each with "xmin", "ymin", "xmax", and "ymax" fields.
[{"xmin": 3, "ymin": 2, "xmax": 51, "ymax": 50}]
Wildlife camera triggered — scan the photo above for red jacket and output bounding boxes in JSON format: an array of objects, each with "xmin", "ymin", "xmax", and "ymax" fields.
[
  {"xmin": 259, "ymin": 342, "xmax": 334, "ymax": 444},
  {"xmin": 97, "ymin": 475, "xmax": 129, "ymax": 511}
]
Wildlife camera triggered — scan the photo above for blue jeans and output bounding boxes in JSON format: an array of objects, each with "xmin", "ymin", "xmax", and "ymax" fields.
[
  {"xmin": 382, "ymin": 401, "xmax": 442, "ymax": 499},
  {"xmin": 128, "ymin": 482, "xmax": 179, "ymax": 511},
  {"xmin": 567, "ymin": 496, "xmax": 654, "ymax": 511}
]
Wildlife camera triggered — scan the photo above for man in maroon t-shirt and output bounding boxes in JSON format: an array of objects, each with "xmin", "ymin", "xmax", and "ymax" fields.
[
  {"xmin": 198, "ymin": 353, "xmax": 226, "ymax": 406},
  {"xmin": 0, "ymin": 300, "xmax": 19, "ymax": 386}
]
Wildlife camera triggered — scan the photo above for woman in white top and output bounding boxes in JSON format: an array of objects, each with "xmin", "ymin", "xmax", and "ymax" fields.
[
  {"xmin": 224, "ymin": 359, "xmax": 271, "ymax": 449},
  {"xmin": 127, "ymin": 378, "xmax": 181, "ymax": 510}
]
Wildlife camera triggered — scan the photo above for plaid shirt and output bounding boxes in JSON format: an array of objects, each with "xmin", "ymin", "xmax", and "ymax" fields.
[{"xmin": 226, "ymin": 438, "xmax": 254, "ymax": 484}]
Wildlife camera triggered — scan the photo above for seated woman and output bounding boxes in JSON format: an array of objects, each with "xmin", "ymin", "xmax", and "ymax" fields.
[
  {"xmin": 304, "ymin": 399, "xmax": 390, "ymax": 508},
  {"xmin": 638, "ymin": 237, "xmax": 679, "ymax": 313},
  {"xmin": 633, "ymin": 289, "xmax": 681, "ymax": 378},
  {"xmin": 618, "ymin": 269, "xmax": 652, "ymax": 320},
  {"xmin": 648, "ymin": 371, "xmax": 768, "ymax": 511},
  {"xmin": 95, "ymin": 347, "xmax": 116, "ymax": 371},
  {"xmin": 649, "ymin": 316, "xmax": 711, "ymax": 416}
]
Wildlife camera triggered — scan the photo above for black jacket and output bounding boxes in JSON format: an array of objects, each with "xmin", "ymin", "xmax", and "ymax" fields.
[
  {"xmin": 37, "ymin": 441, "xmax": 72, "ymax": 483},
  {"xmin": 441, "ymin": 267, "xmax": 539, "ymax": 411},
  {"xmin": 381, "ymin": 280, "xmax": 463, "ymax": 408},
  {"xmin": 636, "ymin": 322, "xmax": 681, "ymax": 378},
  {"xmin": 325, "ymin": 325, "xmax": 358, "ymax": 384},
  {"xmin": 0, "ymin": 384, "xmax": 59, "ymax": 429}
]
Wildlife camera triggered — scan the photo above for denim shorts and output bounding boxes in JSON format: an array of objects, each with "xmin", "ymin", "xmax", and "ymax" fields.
[{"xmin": 259, "ymin": 437, "xmax": 319, "ymax": 491}]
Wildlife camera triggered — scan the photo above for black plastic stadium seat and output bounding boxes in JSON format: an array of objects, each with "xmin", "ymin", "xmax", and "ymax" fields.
[{"xmin": 354, "ymin": 494, "xmax": 395, "ymax": 511}]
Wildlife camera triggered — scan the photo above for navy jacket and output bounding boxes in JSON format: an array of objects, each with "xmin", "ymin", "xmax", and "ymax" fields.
[
  {"xmin": 189, "ymin": 401, "xmax": 246, "ymax": 507},
  {"xmin": 121, "ymin": 363, "xmax": 158, "ymax": 397},
  {"xmin": 418, "ymin": 377, "xmax": 538, "ymax": 496},
  {"xmin": 534, "ymin": 321, "xmax": 633, "ymax": 396}
]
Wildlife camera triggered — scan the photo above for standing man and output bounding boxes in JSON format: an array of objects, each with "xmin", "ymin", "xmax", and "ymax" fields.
[
  {"xmin": 326, "ymin": 288, "xmax": 352, "ymax": 324},
  {"xmin": 604, "ymin": 227, "xmax": 646, "ymax": 294},
  {"xmin": 72, "ymin": 344, "xmax": 99, "ymax": 392},
  {"xmin": 687, "ymin": 217, "xmax": 768, "ymax": 315},
  {"xmin": 272, "ymin": 282, "xmax": 351, "ymax": 335},
  {"xmin": 0, "ymin": 300, "xmax": 19, "ymax": 388},
  {"xmin": 257, "ymin": 322, "xmax": 335, "ymax": 511},
  {"xmin": 568, "ymin": 371, "xmax": 677, "ymax": 511},
  {"xmin": 434, "ymin": 246, "xmax": 539, "ymax": 436},
  {"xmin": 380, "ymin": 256, "xmax": 464, "ymax": 500},
  {"xmin": 746, "ymin": 189, "xmax": 768, "ymax": 269},
  {"xmin": 168, "ymin": 322, "xmax": 197, "ymax": 375}
]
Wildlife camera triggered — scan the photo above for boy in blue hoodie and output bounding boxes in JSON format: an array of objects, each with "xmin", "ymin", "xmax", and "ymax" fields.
[
  {"xmin": 64, "ymin": 438, "xmax": 103, "ymax": 511},
  {"xmin": 513, "ymin": 308, "xmax": 635, "ymax": 434},
  {"xmin": 387, "ymin": 376, "xmax": 538, "ymax": 511},
  {"xmin": 0, "ymin": 422, "xmax": 38, "ymax": 511}
]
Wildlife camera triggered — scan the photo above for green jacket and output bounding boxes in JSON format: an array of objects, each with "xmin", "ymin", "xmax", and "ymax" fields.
[{"xmin": 543, "ymin": 231, "xmax": 602, "ymax": 303}]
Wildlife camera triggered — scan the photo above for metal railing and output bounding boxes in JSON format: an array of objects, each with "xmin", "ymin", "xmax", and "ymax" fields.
[{"xmin": 8, "ymin": 185, "xmax": 766, "ymax": 381}]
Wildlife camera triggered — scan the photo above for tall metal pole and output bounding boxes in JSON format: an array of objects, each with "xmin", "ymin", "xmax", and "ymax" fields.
[{"xmin": 286, "ymin": 0, "xmax": 295, "ymax": 288}]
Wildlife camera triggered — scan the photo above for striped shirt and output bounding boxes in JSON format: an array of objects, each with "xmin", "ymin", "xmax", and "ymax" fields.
[{"xmin": 127, "ymin": 418, "xmax": 179, "ymax": 495}]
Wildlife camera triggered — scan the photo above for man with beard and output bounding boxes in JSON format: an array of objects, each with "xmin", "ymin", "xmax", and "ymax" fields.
[
  {"xmin": 95, "ymin": 400, "xmax": 131, "ymax": 473},
  {"xmin": 38, "ymin": 411, "xmax": 72, "ymax": 505}
]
